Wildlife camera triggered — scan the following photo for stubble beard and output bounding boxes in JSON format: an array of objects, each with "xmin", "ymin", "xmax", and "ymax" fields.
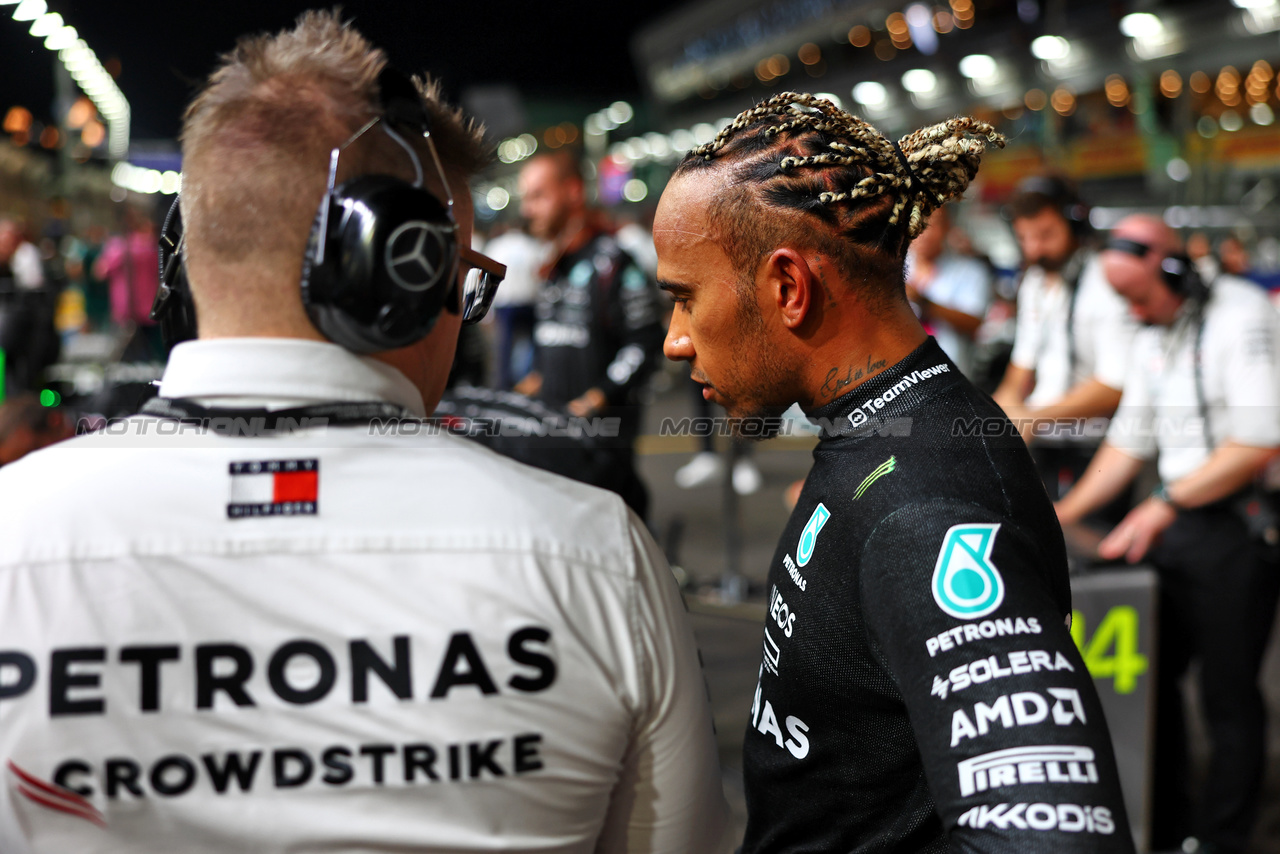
[{"xmin": 719, "ymin": 287, "xmax": 796, "ymax": 440}]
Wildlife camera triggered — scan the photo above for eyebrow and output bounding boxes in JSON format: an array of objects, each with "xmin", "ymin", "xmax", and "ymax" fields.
[{"xmin": 658, "ymin": 280, "xmax": 693, "ymax": 295}]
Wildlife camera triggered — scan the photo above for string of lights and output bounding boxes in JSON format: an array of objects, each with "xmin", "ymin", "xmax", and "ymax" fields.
[{"xmin": 2, "ymin": 0, "xmax": 130, "ymax": 159}]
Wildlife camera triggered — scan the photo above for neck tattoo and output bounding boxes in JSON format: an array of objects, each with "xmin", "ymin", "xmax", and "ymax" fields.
[{"xmin": 819, "ymin": 353, "xmax": 888, "ymax": 402}]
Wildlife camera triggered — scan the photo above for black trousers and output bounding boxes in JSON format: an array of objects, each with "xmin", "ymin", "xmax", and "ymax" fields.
[{"xmin": 1147, "ymin": 503, "xmax": 1280, "ymax": 854}]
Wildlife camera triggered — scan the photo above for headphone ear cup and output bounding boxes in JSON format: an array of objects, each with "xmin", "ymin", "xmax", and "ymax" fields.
[
  {"xmin": 301, "ymin": 176, "xmax": 458, "ymax": 354},
  {"xmin": 1160, "ymin": 253, "xmax": 1208, "ymax": 301},
  {"xmin": 1064, "ymin": 202, "xmax": 1091, "ymax": 236}
]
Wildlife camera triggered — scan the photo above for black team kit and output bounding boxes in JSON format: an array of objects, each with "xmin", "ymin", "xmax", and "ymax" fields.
[{"xmin": 743, "ymin": 338, "xmax": 1133, "ymax": 853}]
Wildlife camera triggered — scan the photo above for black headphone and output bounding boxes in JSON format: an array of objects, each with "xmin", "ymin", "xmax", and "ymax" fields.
[
  {"xmin": 151, "ymin": 67, "xmax": 459, "ymax": 354},
  {"xmin": 1008, "ymin": 174, "xmax": 1091, "ymax": 236},
  {"xmin": 1104, "ymin": 236, "xmax": 1210, "ymax": 302}
]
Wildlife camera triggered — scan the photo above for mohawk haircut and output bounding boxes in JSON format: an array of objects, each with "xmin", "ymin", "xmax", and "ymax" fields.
[
  {"xmin": 676, "ymin": 92, "xmax": 1003, "ymax": 307},
  {"xmin": 180, "ymin": 10, "xmax": 487, "ymax": 264}
]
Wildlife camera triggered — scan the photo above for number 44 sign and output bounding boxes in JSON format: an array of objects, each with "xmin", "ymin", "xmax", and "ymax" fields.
[{"xmin": 1069, "ymin": 605, "xmax": 1149, "ymax": 695}]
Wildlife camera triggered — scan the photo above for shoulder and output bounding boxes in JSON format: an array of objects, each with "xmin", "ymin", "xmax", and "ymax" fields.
[
  {"xmin": 1078, "ymin": 255, "xmax": 1125, "ymax": 309},
  {"xmin": 1209, "ymin": 275, "xmax": 1274, "ymax": 317},
  {"xmin": 0, "ymin": 428, "xmax": 637, "ymax": 575},
  {"xmin": 860, "ymin": 499, "xmax": 1065, "ymax": 612}
]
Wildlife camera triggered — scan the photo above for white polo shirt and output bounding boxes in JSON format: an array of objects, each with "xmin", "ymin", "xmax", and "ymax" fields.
[
  {"xmin": 1107, "ymin": 276, "xmax": 1280, "ymax": 483},
  {"xmin": 907, "ymin": 251, "xmax": 992, "ymax": 375},
  {"xmin": 0, "ymin": 338, "xmax": 731, "ymax": 854},
  {"xmin": 1010, "ymin": 252, "xmax": 1137, "ymax": 407}
]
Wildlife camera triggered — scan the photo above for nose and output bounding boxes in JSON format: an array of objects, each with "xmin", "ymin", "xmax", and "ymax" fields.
[{"xmin": 664, "ymin": 311, "xmax": 693, "ymax": 362}]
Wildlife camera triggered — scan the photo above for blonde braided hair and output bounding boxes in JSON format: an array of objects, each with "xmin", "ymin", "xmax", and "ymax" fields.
[{"xmin": 686, "ymin": 91, "xmax": 1004, "ymax": 241}]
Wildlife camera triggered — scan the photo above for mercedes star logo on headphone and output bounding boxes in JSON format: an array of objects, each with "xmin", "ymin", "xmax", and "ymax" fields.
[{"xmin": 385, "ymin": 220, "xmax": 449, "ymax": 291}]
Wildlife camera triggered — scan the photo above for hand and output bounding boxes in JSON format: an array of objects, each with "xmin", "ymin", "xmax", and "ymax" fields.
[
  {"xmin": 568, "ymin": 387, "xmax": 607, "ymax": 417},
  {"xmin": 1097, "ymin": 498, "xmax": 1177, "ymax": 564},
  {"xmin": 513, "ymin": 372, "xmax": 542, "ymax": 397},
  {"xmin": 905, "ymin": 282, "xmax": 923, "ymax": 305}
]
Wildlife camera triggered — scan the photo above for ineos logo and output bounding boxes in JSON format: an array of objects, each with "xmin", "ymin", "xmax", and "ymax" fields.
[{"xmin": 385, "ymin": 221, "xmax": 449, "ymax": 291}]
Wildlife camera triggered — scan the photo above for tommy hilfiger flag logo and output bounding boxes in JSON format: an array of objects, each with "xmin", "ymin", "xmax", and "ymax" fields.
[{"xmin": 228, "ymin": 459, "xmax": 318, "ymax": 519}]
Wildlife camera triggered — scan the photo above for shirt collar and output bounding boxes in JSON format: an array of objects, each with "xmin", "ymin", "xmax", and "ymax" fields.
[
  {"xmin": 807, "ymin": 337, "xmax": 960, "ymax": 441},
  {"xmin": 157, "ymin": 338, "xmax": 427, "ymax": 416}
]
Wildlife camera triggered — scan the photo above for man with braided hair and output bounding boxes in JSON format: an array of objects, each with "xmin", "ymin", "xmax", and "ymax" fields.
[{"xmin": 654, "ymin": 93, "xmax": 1132, "ymax": 853}]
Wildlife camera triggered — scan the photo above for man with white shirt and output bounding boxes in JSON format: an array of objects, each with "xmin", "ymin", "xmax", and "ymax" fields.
[
  {"xmin": 0, "ymin": 12, "xmax": 729, "ymax": 853},
  {"xmin": 905, "ymin": 204, "xmax": 991, "ymax": 376},
  {"xmin": 992, "ymin": 176, "xmax": 1138, "ymax": 502},
  {"xmin": 1057, "ymin": 214, "xmax": 1280, "ymax": 854},
  {"xmin": 482, "ymin": 224, "xmax": 547, "ymax": 389}
]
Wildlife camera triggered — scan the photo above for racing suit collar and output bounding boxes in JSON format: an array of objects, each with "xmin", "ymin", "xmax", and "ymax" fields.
[
  {"xmin": 807, "ymin": 336, "xmax": 960, "ymax": 441},
  {"xmin": 157, "ymin": 338, "xmax": 427, "ymax": 416}
]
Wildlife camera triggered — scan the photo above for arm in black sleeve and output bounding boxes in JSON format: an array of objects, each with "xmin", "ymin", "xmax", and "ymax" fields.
[
  {"xmin": 596, "ymin": 254, "xmax": 664, "ymax": 405},
  {"xmin": 860, "ymin": 500, "xmax": 1135, "ymax": 853}
]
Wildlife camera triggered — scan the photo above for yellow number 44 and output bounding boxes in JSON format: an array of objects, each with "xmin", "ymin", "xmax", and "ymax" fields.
[{"xmin": 1070, "ymin": 606, "xmax": 1149, "ymax": 695}]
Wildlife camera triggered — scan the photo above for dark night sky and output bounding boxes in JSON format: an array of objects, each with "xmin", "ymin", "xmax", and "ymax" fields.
[{"xmin": 0, "ymin": 1, "xmax": 690, "ymax": 141}]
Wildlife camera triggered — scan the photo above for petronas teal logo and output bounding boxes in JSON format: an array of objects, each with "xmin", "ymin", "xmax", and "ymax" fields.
[
  {"xmin": 932, "ymin": 523, "xmax": 1004, "ymax": 620},
  {"xmin": 853, "ymin": 455, "xmax": 895, "ymax": 501}
]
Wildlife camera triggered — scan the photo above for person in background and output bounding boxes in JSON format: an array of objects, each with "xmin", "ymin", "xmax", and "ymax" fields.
[
  {"xmin": 1187, "ymin": 231, "xmax": 1219, "ymax": 283},
  {"xmin": 515, "ymin": 151, "xmax": 665, "ymax": 518},
  {"xmin": 992, "ymin": 175, "xmax": 1138, "ymax": 505},
  {"xmin": 95, "ymin": 206, "xmax": 162, "ymax": 361},
  {"xmin": 1217, "ymin": 235, "xmax": 1253, "ymax": 282},
  {"xmin": 483, "ymin": 223, "xmax": 547, "ymax": 389},
  {"xmin": 905, "ymin": 203, "xmax": 991, "ymax": 376},
  {"xmin": 0, "ymin": 219, "xmax": 43, "ymax": 290},
  {"xmin": 1057, "ymin": 213, "xmax": 1280, "ymax": 854},
  {"xmin": 0, "ymin": 219, "xmax": 59, "ymax": 393}
]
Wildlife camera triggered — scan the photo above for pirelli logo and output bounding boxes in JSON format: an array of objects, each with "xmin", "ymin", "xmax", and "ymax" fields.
[
  {"xmin": 227, "ymin": 459, "xmax": 318, "ymax": 519},
  {"xmin": 957, "ymin": 745, "xmax": 1098, "ymax": 797}
]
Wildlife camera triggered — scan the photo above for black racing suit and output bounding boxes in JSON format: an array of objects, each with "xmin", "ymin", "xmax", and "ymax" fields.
[
  {"xmin": 531, "ymin": 228, "xmax": 663, "ymax": 517},
  {"xmin": 742, "ymin": 338, "xmax": 1133, "ymax": 853}
]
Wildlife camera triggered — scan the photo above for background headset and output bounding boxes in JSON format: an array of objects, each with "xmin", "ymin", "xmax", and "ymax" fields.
[
  {"xmin": 1006, "ymin": 174, "xmax": 1092, "ymax": 237},
  {"xmin": 1104, "ymin": 236, "xmax": 1211, "ymax": 302},
  {"xmin": 151, "ymin": 67, "xmax": 460, "ymax": 354}
]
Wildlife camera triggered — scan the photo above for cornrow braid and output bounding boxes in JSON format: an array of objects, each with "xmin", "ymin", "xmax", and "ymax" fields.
[{"xmin": 676, "ymin": 92, "xmax": 1004, "ymax": 308}]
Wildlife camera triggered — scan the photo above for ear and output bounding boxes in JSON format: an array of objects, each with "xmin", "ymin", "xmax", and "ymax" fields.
[{"xmin": 761, "ymin": 247, "xmax": 815, "ymax": 328}]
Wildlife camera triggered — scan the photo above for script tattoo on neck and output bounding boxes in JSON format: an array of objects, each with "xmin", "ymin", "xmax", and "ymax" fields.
[{"xmin": 819, "ymin": 354, "xmax": 888, "ymax": 402}]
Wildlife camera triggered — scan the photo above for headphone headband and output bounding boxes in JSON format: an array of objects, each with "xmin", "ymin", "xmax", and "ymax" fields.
[{"xmin": 152, "ymin": 66, "xmax": 460, "ymax": 355}]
